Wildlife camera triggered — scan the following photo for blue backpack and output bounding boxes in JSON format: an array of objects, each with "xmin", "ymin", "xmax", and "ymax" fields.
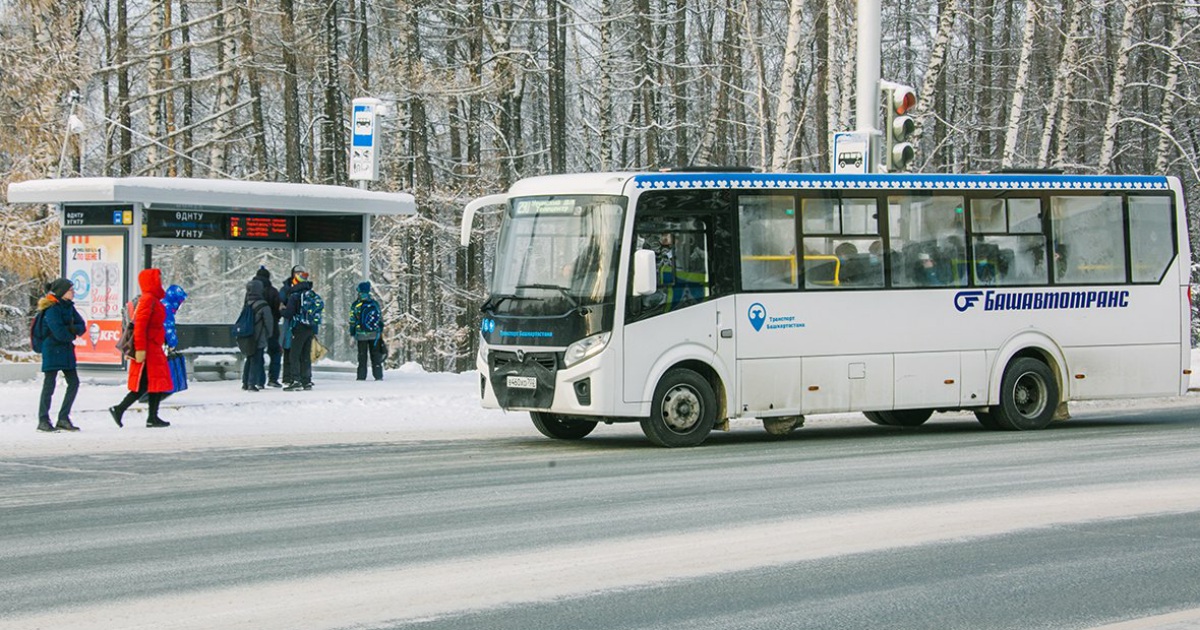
[
  {"xmin": 232, "ymin": 304, "xmax": 255, "ymax": 338},
  {"xmin": 352, "ymin": 298, "xmax": 382, "ymax": 340},
  {"xmin": 294, "ymin": 289, "xmax": 324, "ymax": 330}
]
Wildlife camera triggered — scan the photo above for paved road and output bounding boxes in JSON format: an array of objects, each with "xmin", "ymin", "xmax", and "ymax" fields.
[{"xmin": 2, "ymin": 403, "xmax": 1199, "ymax": 629}]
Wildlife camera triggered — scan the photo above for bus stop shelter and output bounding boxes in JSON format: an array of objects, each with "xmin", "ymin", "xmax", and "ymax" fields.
[{"xmin": 9, "ymin": 177, "xmax": 416, "ymax": 368}]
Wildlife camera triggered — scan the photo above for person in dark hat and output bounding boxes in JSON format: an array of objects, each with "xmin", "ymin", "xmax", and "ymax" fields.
[
  {"xmin": 253, "ymin": 266, "xmax": 283, "ymax": 387},
  {"xmin": 34, "ymin": 278, "xmax": 86, "ymax": 432}
]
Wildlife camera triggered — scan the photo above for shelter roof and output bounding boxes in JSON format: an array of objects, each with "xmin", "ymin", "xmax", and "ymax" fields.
[{"xmin": 8, "ymin": 177, "xmax": 416, "ymax": 216}]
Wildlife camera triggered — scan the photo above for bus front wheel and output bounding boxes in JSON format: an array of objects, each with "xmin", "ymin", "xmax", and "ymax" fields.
[
  {"xmin": 991, "ymin": 357, "xmax": 1059, "ymax": 431},
  {"xmin": 641, "ymin": 368, "xmax": 717, "ymax": 447},
  {"xmin": 530, "ymin": 412, "xmax": 597, "ymax": 440}
]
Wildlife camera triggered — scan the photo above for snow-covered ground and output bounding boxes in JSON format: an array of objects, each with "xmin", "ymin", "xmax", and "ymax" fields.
[{"xmin": 2, "ymin": 350, "xmax": 1197, "ymax": 456}]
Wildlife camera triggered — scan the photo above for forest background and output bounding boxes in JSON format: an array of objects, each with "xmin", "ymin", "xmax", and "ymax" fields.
[{"xmin": 1, "ymin": 0, "xmax": 1198, "ymax": 371}]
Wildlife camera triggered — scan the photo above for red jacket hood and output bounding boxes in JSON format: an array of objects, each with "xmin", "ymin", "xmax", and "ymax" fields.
[{"xmin": 138, "ymin": 268, "xmax": 166, "ymax": 300}]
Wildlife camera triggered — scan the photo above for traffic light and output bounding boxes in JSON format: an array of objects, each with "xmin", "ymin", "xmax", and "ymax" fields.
[{"xmin": 881, "ymin": 81, "xmax": 917, "ymax": 172}]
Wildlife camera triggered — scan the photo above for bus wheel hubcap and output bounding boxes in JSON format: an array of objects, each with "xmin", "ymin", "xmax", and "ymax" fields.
[
  {"xmin": 1013, "ymin": 373, "xmax": 1046, "ymax": 418},
  {"xmin": 662, "ymin": 386, "xmax": 701, "ymax": 432}
]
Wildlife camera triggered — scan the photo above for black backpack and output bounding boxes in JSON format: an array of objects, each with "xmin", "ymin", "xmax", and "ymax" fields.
[{"xmin": 29, "ymin": 310, "xmax": 47, "ymax": 353}]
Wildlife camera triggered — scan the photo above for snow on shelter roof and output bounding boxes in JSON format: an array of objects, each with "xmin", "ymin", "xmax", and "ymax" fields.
[{"xmin": 7, "ymin": 177, "xmax": 416, "ymax": 216}]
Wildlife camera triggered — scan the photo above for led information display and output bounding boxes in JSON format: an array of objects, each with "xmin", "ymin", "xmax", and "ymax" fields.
[
  {"xmin": 145, "ymin": 209, "xmax": 361, "ymax": 243},
  {"xmin": 228, "ymin": 215, "xmax": 293, "ymax": 241}
]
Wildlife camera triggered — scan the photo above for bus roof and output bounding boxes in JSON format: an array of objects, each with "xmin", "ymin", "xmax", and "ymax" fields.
[{"xmin": 504, "ymin": 172, "xmax": 1175, "ymax": 197}]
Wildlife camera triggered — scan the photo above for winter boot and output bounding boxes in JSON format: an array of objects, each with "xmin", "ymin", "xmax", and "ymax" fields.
[
  {"xmin": 55, "ymin": 418, "xmax": 81, "ymax": 432},
  {"xmin": 146, "ymin": 417, "xmax": 171, "ymax": 428},
  {"xmin": 37, "ymin": 418, "xmax": 59, "ymax": 433},
  {"xmin": 283, "ymin": 382, "xmax": 303, "ymax": 391},
  {"xmin": 109, "ymin": 406, "xmax": 124, "ymax": 428}
]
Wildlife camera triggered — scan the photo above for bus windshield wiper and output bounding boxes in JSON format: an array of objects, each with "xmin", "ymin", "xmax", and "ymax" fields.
[
  {"xmin": 481, "ymin": 293, "xmax": 533, "ymax": 313},
  {"xmin": 515, "ymin": 284, "xmax": 581, "ymax": 309}
]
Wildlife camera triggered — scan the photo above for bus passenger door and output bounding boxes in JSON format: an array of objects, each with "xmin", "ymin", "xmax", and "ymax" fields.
[{"xmin": 623, "ymin": 207, "xmax": 737, "ymax": 405}]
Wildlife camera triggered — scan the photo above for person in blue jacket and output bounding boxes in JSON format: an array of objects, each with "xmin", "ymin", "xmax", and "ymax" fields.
[{"xmin": 35, "ymin": 278, "xmax": 86, "ymax": 432}]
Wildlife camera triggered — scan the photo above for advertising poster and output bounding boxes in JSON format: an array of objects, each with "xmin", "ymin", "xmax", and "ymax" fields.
[{"xmin": 64, "ymin": 233, "xmax": 127, "ymax": 365}]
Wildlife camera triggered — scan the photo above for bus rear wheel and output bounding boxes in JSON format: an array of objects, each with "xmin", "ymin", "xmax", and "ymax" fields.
[
  {"xmin": 641, "ymin": 368, "xmax": 717, "ymax": 447},
  {"xmin": 991, "ymin": 357, "xmax": 1059, "ymax": 431},
  {"xmin": 863, "ymin": 409, "xmax": 933, "ymax": 427},
  {"xmin": 530, "ymin": 412, "xmax": 597, "ymax": 440}
]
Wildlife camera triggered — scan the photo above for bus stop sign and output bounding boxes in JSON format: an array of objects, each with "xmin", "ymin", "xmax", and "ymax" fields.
[{"xmin": 832, "ymin": 131, "xmax": 871, "ymax": 175}]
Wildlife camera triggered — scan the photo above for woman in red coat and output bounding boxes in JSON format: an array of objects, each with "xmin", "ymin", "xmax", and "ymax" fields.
[{"xmin": 109, "ymin": 268, "xmax": 174, "ymax": 428}]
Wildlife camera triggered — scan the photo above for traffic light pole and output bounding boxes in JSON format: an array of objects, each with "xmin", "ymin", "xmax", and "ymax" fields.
[{"xmin": 856, "ymin": 0, "xmax": 881, "ymax": 138}]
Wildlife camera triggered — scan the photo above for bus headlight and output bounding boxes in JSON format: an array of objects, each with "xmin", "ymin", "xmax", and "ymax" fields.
[{"xmin": 563, "ymin": 332, "xmax": 611, "ymax": 368}]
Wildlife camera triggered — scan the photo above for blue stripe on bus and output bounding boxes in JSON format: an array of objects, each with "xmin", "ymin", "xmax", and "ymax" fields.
[{"xmin": 632, "ymin": 173, "xmax": 1171, "ymax": 191}]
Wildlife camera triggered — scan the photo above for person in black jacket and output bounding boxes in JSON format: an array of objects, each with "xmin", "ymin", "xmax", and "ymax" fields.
[
  {"xmin": 253, "ymin": 267, "xmax": 283, "ymax": 388},
  {"xmin": 280, "ymin": 268, "xmax": 316, "ymax": 391},
  {"xmin": 239, "ymin": 280, "xmax": 275, "ymax": 392},
  {"xmin": 35, "ymin": 278, "xmax": 86, "ymax": 432}
]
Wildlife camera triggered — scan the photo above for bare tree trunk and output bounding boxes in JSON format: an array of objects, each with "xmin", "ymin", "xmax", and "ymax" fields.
[
  {"xmin": 634, "ymin": 0, "xmax": 658, "ymax": 167},
  {"xmin": 208, "ymin": 0, "xmax": 237, "ymax": 174},
  {"xmin": 547, "ymin": 0, "xmax": 567, "ymax": 172},
  {"xmin": 116, "ymin": 0, "xmax": 132, "ymax": 175},
  {"xmin": 740, "ymin": 0, "xmax": 769, "ymax": 168},
  {"xmin": 1154, "ymin": 3, "xmax": 1183, "ymax": 174},
  {"xmin": 1098, "ymin": 0, "xmax": 1138, "ymax": 172},
  {"xmin": 280, "ymin": 0, "xmax": 302, "ymax": 181},
  {"xmin": 1041, "ymin": 0, "xmax": 1085, "ymax": 168},
  {"xmin": 671, "ymin": 0, "xmax": 688, "ymax": 168},
  {"xmin": 914, "ymin": 0, "xmax": 959, "ymax": 167},
  {"xmin": 769, "ymin": 0, "xmax": 804, "ymax": 171},
  {"xmin": 597, "ymin": 0, "xmax": 614, "ymax": 169},
  {"xmin": 320, "ymin": 0, "xmax": 347, "ymax": 185},
  {"xmin": 405, "ymin": 2, "xmax": 433, "ymax": 190},
  {"xmin": 814, "ymin": 0, "xmax": 830, "ymax": 173},
  {"xmin": 1001, "ymin": 0, "xmax": 1038, "ymax": 169},
  {"xmin": 240, "ymin": 0, "xmax": 270, "ymax": 176}
]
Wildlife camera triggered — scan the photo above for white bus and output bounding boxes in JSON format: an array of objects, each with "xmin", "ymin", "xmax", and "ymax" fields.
[{"xmin": 461, "ymin": 171, "xmax": 1192, "ymax": 447}]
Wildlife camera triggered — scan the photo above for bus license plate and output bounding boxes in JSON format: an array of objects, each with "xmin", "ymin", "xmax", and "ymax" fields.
[{"xmin": 507, "ymin": 376, "xmax": 537, "ymax": 390}]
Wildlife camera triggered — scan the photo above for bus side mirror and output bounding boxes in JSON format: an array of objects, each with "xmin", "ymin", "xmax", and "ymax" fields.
[{"xmin": 633, "ymin": 249, "xmax": 657, "ymax": 296}]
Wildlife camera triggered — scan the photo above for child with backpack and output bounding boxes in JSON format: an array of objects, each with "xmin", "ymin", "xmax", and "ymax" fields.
[
  {"xmin": 347, "ymin": 281, "xmax": 385, "ymax": 381},
  {"xmin": 33, "ymin": 278, "xmax": 86, "ymax": 432},
  {"xmin": 280, "ymin": 267, "xmax": 322, "ymax": 391},
  {"xmin": 236, "ymin": 280, "xmax": 275, "ymax": 391}
]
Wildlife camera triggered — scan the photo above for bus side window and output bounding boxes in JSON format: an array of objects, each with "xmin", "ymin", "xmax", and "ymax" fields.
[{"xmin": 738, "ymin": 195, "xmax": 797, "ymax": 291}]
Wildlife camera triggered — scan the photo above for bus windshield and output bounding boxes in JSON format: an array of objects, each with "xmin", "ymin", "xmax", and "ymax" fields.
[{"xmin": 488, "ymin": 195, "xmax": 626, "ymax": 316}]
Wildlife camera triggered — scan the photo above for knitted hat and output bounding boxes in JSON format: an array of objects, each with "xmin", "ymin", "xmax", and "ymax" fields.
[
  {"xmin": 255, "ymin": 266, "xmax": 271, "ymax": 280},
  {"xmin": 48, "ymin": 278, "xmax": 73, "ymax": 299},
  {"xmin": 357, "ymin": 281, "xmax": 371, "ymax": 294}
]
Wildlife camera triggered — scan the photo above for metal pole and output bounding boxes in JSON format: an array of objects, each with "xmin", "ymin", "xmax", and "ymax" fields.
[{"xmin": 856, "ymin": 0, "xmax": 881, "ymax": 135}]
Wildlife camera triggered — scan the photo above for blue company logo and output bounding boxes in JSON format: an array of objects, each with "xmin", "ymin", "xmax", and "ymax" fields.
[
  {"xmin": 747, "ymin": 303, "xmax": 806, "ymax": 332},
  {"xmin": 70, "ymin": 270, "xmax": 90, "ymax": 301},
  {"xmin": 481, "ymin": 318, "xmax": 495, "ymax": 333},
  {"xmin": 954, "ymin": 289, "xmax": 1131, "ymax": 313},
  {"xmin": 748, "ymin": 303, "xmax": 766, "ymax": 331}
]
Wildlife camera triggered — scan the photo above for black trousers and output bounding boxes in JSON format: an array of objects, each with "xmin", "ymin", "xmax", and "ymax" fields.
[
  {"xmin": 288, "ymin": 324, "xmax": 315, "ymax": 386},
  {"xmin": 38, "ymin": 369, "xmax": 79, "ymax": 422},
  {"xmin": 356, "ymin": 339, "xmax": 384, "ymax": 380},
  {"xmin": 115, "ymin": 365, "xmax": 164, "ymax": 420}
]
